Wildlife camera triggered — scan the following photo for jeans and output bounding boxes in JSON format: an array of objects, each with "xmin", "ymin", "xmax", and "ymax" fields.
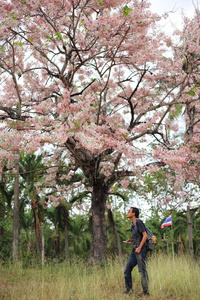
[{"xmin": 124, "ymin": 247, "xmax": 149, "ymax": 294}]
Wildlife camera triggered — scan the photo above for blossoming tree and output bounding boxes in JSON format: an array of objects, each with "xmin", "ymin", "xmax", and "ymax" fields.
[
  {"xmin": 0, "ymin": 0, "xmax": 198, "ymax": 262},
  {"xmin": 153, "ymin": 12, "xmax": 200, "ymax": 205}
]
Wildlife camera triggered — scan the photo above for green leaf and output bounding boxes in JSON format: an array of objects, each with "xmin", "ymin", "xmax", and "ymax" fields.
[
  {"xmin": 46, "ymin": 35, "xmax": 54, "ymax": 40},
  {"xmin": 123, "ymin": 5, "xmax": 133, "ymax": 16},
  {"xmin": 168, "ymin": 104, "xmax": 183, "ymax": 120},
  {"xmin": 55, "ymin": 32, "xmax": 62, "ymax": 40},
  {"xmin": 10, "ymin": 13, "xmax": 17, "ymax": 19},
  {"xmin": 187, "ymin": 90, "xmax": 196, "ymax": 96},
  {"xmin": 167, "ymin": 82, "xmax": 175, "ymax": 88},
  {"xmin": 98, "ymin": 0, "xmax": 103, "ymax": 6},
  {"xmin": 73, "ymin": 121, "xmax": 82, "ymax": 128},
  {"xmin": 79, "ymin": 21, "xmax": 84, "ymax": 27},
  {"xmin": 10, "ymin": 120, "xmax": 19, "ymax": 127}
]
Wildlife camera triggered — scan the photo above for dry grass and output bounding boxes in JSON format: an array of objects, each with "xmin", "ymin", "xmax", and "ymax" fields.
[{"xmin": 0, "ymin": 254, "xmax": 199, "ymax": 300}]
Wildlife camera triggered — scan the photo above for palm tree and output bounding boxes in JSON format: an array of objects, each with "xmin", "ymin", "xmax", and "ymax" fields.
[
  {"xmin": 0, "ymin": 167, "xmax": 14, "ymax": 259},
  {"xmin": 193, "ymin": 208, "xmax": 200, "ymax": 256},
  {"xmin": 19, "ymin": 152, "xmax": 46, "ymax": 257},
  {"xmin": 171, "ymin": 208, "xmax": 200, "ymax": 256},
  {"xmin": 172, "ymin": 212, "xmax": 187, "ymax": 254},
  {"xmin": 69, "ymin": 214, "xmax": 92, "ymax": 258},
  {"xmin": 46, "ymin": 204, "xmax": 71, "ymax": 263}
]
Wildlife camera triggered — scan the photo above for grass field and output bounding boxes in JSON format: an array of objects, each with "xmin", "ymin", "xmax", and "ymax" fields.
[{"xmin": 0, "ymin": 254, "xmax": 199, "ymax": 300}]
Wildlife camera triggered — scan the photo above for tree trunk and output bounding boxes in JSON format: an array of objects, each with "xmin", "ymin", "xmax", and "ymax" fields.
[
  {"xmin": 187, "ymin": 205, "xmax": 194, "ymax": 258},
  {"xmin": 13, "ymin": 153, "xmax": 20, "ymax": 262},
  {"xmin": 41, "ymin": 230, "xmax": 45, "ymax": 267},
  {"xmin": 107, "ymin": 208, "xmax": 123, "ymax": 259},
  {"xmin": 55, "ymin": 230, "xmax": 60, "ymax": 263},
  {"xmin": 64, "ymin": 224, "xmax": 70, "ymax": 264},
  {"xmin": 89, "ymin": 182, "xmax": 108, "ymax": 264},
  {"xmin": 32, "ymin": 199, "xmax": 42, "ymax": 256}
]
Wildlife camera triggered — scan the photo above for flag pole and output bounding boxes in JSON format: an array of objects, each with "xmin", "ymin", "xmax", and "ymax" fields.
[
  {"xmin": 161, "ymin": 214, "xmax": 173, "ymax": 257},
  {"xmin": 171, "ymin": 221, "xmax": 174, "ymax": 259}
]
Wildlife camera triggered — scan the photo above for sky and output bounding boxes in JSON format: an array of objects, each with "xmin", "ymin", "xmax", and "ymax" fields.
[
  {"xmin": 149, "ymin": 0, "xmax": 197, "ymax": 33},
  {"xmin": 150, "ymin": 0, "xmax": 196, "ymax": 15}
]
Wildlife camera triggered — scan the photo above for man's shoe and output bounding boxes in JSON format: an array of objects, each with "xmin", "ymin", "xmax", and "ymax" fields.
[
  {"xmin": 124, "ymin": 289, "xmax": 132, "ymax": 294},
  {"xmin": 137, "ymin": 292, "xmax": 150, "ymax": 298}
]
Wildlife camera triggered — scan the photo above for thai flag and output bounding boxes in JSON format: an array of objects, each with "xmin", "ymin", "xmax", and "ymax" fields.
[{"xmin": 161, "ymin": 214, "xmax": 172, "ymax": 229}]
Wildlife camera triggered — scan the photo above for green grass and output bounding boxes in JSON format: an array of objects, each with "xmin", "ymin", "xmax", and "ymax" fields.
[{"xmin": 0, "ymin": 254, "xmax": 199, "ymax": 300}]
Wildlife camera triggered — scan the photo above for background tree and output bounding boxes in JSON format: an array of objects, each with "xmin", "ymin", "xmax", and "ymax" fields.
[
  {"xmin": 0, "ymin": 168, "xmax": 14, "ymax": 260},
  {"xmin": 19, "ymin": 152, "xmax": 46, "ymax": 257},
  {"xmin": 68, "ymin": 213, "xmax": 92, "ymax": 259},
  {"xmin": 46, "ymin": 204, "xmax": 71, "ymax": 263},
  {"xmin": 153, "ymin": 12, "xmax": 200, "ymax": 202}
]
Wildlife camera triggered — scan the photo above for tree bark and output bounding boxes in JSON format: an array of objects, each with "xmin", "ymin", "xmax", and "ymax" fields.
[
  {"xmin": 32, "ymin": 199, "xmax": 42, "ymax": 256},
  {"xmin": 89, "ymin": 182, "xmax": 108, "ymax": 264},
  {"xmin": 107, "ymin": 208, "xmax": 123, "ymax": 259},
  {"xmin": 55, "ymin": 230, "xmax": 60, "ymax": 263},
  {"xmin": 64, "ymin": 224, "xmax": 70, "ymax": 264},
  {"xmin": 187, "ymin": 205, "xmax": 194, "ymax": 258},
  {"xmin": 65, "ymin": 137, "xmax": 110, "ymax": 264},
  {"xmin": 13, "ymin": 153, "xmax": 20, "ymax": 262},
  {"xmin": 41, "ymin": 229, "xmax": 45, "ymax": 267}
]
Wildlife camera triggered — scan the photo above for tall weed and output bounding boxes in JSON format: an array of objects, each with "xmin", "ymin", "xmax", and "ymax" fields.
[{"xmin": 0, "ymin": 254, "xmax": 199, "ymax": 299}]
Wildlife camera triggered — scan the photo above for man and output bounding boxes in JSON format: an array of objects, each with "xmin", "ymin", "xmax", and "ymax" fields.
[{"xmin": 124, "ymin": 207, "xmax": 149, "ymax": 297}]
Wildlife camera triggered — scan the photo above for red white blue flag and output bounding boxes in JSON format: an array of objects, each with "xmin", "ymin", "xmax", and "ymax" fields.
[{"xmin": 161, "ymin": 214, "xmax": 172, "ymax": 229}]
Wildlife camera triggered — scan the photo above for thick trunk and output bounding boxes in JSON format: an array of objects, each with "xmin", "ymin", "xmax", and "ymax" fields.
[
  {"xmin": 41, "ymin": 231, "xmax": 45, "ymax": 267},
  {"xmin": 55, "ymin": 230, "xmax": 60, "ymax": 263},
  {"xmin": 32, "ymin": 199, "xmax": 42, "ymax": 256},
  {"xmin": 187, "ymin": 205, "xmax": 194, "ymax": 258},
  {"xmin": 89, "ymin": 183, "xmax": 108, "ymax": 264},
  {"xmin": 13, "ymin": 154, "xmax": 20, "ymax": 262},
  {"xmin": 64, "ymin": 224, "xmax": 70, "ymax": 264},
  {"xmin": 107, "ymin": 208, "xmax": 123, "ymax": 259},
  {"xmin": 65, "ymin": 138, "xmax": 111, "ymax": 264}
]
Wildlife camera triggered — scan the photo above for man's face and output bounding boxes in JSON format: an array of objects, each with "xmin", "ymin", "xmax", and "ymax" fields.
[{"xmin": 127, "ymin": 208, "xmax": 135, "ymax": 219}]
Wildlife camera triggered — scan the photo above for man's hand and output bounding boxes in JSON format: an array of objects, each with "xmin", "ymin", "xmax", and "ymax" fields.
[
  {"xmin": 135, "ymin": 231, "xmax": 148, "ymax": 253},
  {"xmin": 135, "ymin": 246, "xmax": 141, "ymax": 253},
  {"xmin": 123, "ymin": 239, "xmax": 133, "ymax": 244}
]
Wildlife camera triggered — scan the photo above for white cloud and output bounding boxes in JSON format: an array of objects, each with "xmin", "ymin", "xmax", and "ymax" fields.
[
  {"xmin": 149, "ymin": 0, "xmax": 197, "ymax": 33},
  {"xmin": 150, "ymin": 0, "xmax": 196, "ymax": 16}
]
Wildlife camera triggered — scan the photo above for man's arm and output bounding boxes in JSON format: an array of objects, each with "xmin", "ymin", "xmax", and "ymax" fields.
[{"xmin": 135, "ymin": 231, "xmax": 148, "ymax": 253}]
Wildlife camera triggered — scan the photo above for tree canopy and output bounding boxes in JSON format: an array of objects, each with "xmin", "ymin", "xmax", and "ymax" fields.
[{"xmin": 0, "ymin": 0, "xmax": 200, "ymax": 262}]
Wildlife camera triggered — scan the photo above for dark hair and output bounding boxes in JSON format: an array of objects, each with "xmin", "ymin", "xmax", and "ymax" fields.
[{"xmin": 131, "ymin": 207, "xmax": 139, "ymax": 218}]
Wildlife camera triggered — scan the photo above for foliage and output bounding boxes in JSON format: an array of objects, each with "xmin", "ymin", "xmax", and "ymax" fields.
[
  {"xmin": 1, "ymin": 194, "xmax": 200, "ymax": 262},
  {"xmin": 0, "ymin": 211, "xmax": 13, "ymax": 260},
  {"xmin": 1, "ymin": 0, "xmax": 197, "ymax": 211},
  {"xmin": 138, "ymin": 168, "xmax": 200, "ymax": 213},
  {"xmin": 0, "ymin": 169, "xmax": 14, "ymax": 260}
]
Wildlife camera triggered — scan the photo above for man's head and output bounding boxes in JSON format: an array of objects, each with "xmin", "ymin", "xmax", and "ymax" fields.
[{"xmin": 127, "ymin": 207, "xmax": 139, "ymax": 219}]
